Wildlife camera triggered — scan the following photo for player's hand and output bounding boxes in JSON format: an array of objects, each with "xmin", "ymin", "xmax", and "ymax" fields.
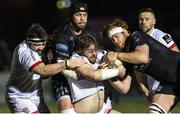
[
  {"xmin": 117, "ymin": 65, "xmax": 126, "ymax": 78},
  {"xmin": 141, "ymin": 86, "xmax": 150, "ymax": 96},
  {"xmin": 104, "ymin": 51, "xmax": 118, "ymax": 65},
  {"xmin": 99, "ymin": 62, "xmax": 109, "ymax": 68},
  {"xmin": 139, "ymin": 85, "xmax": 153, "ymax": 102},
  {"xmin": 47, "ymin": 50, "xmax": 53, "ymax": 63},
  {"xmin": 109, "ymin": 59, "xmax": 123, "ymax": 68},
  {"xmin": 115, "ymin": 59, "xmax": 125, "ymax": 79}
]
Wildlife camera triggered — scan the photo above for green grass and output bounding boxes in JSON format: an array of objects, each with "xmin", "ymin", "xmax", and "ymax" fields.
[
  {"xmin": 112, "ymin": 97, "xmax": 149, "ymax": 113},
  {"xmin": 0, "ymin": 104, "xmax": 9, "ymax": 113},
  {"xmin": 112, "ymin": 97, "xmax": 180, "ymax": 113},
  {"xmin": 1, "ymin": 97, "xmax": 180, "ymax": 113}
]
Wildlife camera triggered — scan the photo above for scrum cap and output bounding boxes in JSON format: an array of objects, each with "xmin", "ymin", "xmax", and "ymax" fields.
[{"xmin": 71, "ymin": 2, "xmax": 88, "ymax": 14}]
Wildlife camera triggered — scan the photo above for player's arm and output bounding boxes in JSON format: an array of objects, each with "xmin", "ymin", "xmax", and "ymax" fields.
[
  {"xmin": 109, "ymin": 74, "xmax": 132, "ymax": 94},
  {"xmin": 105, "ymin": 44, "xmax": 149, "ymax": 65},
  {"xmin": 135, "ymin": 71, "xmax": 150, "ymax": 96},
  {"xmin": 75, "ymin": 63, "xmax": 126, "ymax": 81},
  {"xmin": 32, "ymin": 59, "xmax": 84, "ymax": 77},
  {"xmin": 117, "ymin": 44, "xmax": 149, "ymax": 64}
]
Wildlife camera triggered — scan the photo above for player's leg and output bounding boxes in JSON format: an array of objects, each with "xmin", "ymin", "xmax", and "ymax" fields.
[
  {"xmin": 51, "ymin": 76, "xmax": 75, "ymax": 113},
  {"xmin": 57, "ymin": 95, "xmax": 75, "ymax": 113},
  {"xmin": 148, "ymin": 85, "xmax": 177, "ymax": 114}
]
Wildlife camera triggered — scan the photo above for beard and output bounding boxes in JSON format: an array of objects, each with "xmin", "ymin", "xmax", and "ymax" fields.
[
  {"xmin": 140, "ymin": 26, "xmax": 151, "ymax": 33},
  {"xmin": 89, "ymin": 56, "xmax": 97, "ymax": 64},
  {"xmin": 76, "ymin": 22, "xmax": 87, "ymax": 29},
  {"xmin": 36, "ymin": 49, "xmax": 43, "ymax": 55}
]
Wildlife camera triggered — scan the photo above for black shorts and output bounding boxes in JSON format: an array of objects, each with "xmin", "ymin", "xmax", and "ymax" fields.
[
  {"xmin": 51, "ymin": 74, "xmax": 71, "ymax": 101},
  {"xmin": 155, "ymin": 84, "xmax": 176, "ymax": 95}
]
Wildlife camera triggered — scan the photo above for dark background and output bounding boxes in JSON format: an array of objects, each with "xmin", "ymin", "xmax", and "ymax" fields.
[{"xmin": 0, "ymin": 0, "xmax": 180, "ymax": 52}]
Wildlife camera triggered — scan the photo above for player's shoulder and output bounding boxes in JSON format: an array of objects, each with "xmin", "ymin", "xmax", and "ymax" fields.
[
  {"xmin": 131, "ymin": 31, "xmax": 147, "ymax": 40},
  {"xmin": 152, "ymin": 28, "xmax": 169, "ymax": 38},
  {"xmin": 18, "ymin": 41, "xmax": 30, "ymax": 52},
  {"xmin": 130, "ymin": 31, "xmax": 150, "ymax": 48}
]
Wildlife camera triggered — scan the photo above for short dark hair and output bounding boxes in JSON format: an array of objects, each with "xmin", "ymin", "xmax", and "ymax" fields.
[
  {"xmin": 138, "ymin": 8, "xmax": 156, "ymax": 17},
  {"xmin": 74, "ymin": 33, "xmax": 98, "ymax": 54},
  {"xmin": 26, "ymin": 23, "xmax": 48, "ymax": 43}
]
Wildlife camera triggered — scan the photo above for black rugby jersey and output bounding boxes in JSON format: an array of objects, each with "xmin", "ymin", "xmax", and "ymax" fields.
[{"xmin": 130, "ymin": 31, "xmax": 180, "ymax": 84}]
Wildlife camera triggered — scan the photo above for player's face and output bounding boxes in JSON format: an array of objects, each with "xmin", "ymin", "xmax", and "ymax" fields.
[
  {"xmin": 82, "ymin": 44, "xmax": 97, "ymax": 64},
  {"xmin": 73, "ymin": 12, "xmax": 88, "ymax": 29},
  {"xmin": 29, "ymin": 43, "xmax": 46, "ymax": 55},
  {"xmin": 110, "ymin": 31, "xmax": 128, "ymax": 49},
  {"xmin": 138, "ymin": 12, "xmax": 156, "ymax": 34}
]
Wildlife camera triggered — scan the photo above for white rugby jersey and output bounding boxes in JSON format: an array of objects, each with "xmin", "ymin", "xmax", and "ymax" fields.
[
  {"xmin": 67, "ymin": 50, "xmax": 106, "ymax": 102},
  {"xmin": 147, "ymin": 28, "xmax": 176, "ymax": 93},
  {"xmin": 6, "ymin": 40, "xmax": 43, "ymax": 97}
]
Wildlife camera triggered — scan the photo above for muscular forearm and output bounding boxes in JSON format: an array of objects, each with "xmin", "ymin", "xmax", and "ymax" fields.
[
  {"xmin": 117, "ymin": 51, "xmax": 149, "ymax": 64},
  {"xmin": 63, "ymin": 68, "xmax": 121, "ymax": 81},
  {"xmin": 78, "ymin": 66, "xmax": 121, "ymax": 81},
  {"xmin": 34, "ymin": 61, "xmax": 65, "ymax": 76},
  {"xmin": 78, "ymin": 68, "xmax": 102, "ymax": 81},
  {"xmin": 116, "ymin": 44, "xmax": 149, "ymax": 64},
  {"xmin": 109, "ymin": 75, "xmax": 131, "ymax": 94},
  {"xmin": 135, "ymin": 71, "xmax": 147, "ymax": 89}
]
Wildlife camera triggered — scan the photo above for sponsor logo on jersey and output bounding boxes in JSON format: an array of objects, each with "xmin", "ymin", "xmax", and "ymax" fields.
[
  {"xmin": 162, "ymin": 35, "xmax": 172, "ymax": 44},
  {"xmin": 56, "ymin": 43, "xmax": 68, "ymax": 52}
]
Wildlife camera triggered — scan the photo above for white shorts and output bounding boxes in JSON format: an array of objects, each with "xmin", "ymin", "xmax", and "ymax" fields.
[
  {"xmin": 7, "ymin": 87, "xmax": 40, "ymax": 113},
  {"xmin": 9, "ymin": 97, "xmax": 39, "ymax": 114}
]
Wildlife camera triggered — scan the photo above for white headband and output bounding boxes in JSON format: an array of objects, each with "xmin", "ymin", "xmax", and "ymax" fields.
[
  {"xmin": 27, "ymin": 38, "xmax": 44, "ymax": 41},
  {"xmin": 108, "ymin": 27, "xmax": 123, "ymax": 38},
  {"xmin": 27, "ymin": 41, "xmax": 46, "ymax": 45},
  {"xmin": 27, "ymin": 37, "xmax": 47, "ymax": 44}
]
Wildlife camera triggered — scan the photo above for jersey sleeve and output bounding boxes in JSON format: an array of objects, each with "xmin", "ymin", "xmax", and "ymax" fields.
[
  {"xmin": 152, "ymin": 29, "xmax": 177, "ymax": 49},
  {"xmin": 18, "ymin": 47, "xmax": 43, "ymax": 70},
  {"xmin": 161, "ymin": 34, "xmax": 176, "ymax": 49}
]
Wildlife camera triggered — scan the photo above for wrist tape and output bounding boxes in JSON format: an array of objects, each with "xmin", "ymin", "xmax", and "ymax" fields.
[
  {"xmin": 62, "ymin": 69, "xmax": 78, "ymax": 80},
  {"xmin": 101, "ymin": 69, "xmax": 119, "ymax": 80}
]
